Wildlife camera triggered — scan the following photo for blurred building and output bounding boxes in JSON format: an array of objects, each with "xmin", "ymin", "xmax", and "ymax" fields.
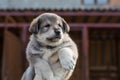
[{"xmin": 0, "ymin": 0, "xmax": 120, "ymax": 80}]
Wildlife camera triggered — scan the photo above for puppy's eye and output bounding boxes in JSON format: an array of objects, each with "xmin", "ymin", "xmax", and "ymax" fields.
[
  {"xmin": 58, "ymin": 23, "xmax": 61, "ymax": 27},
  {"xmin": 42, "ymin": 24, "xmax": 50, "ymax": 32},
  {"xmin": 44, "ymin": 24, "xmax": 50, "ymax": 28}
]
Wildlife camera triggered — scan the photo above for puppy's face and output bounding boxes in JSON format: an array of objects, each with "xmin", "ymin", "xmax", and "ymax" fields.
[{"xmin": 29, "ymin": 13, "xmax": 70, "ymax": 46}]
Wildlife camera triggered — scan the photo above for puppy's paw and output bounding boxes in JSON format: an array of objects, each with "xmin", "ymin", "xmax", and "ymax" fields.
[
  {"xmin": 60, "ymin": 57, "xmax": 75, "ymax": 70},
  {"xmin": 42, "ymin": 72, "xmax": 54, "ymax": 80}
]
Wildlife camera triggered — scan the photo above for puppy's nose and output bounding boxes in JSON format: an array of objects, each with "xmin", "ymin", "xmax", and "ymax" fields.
[{"xmin": 54, "ymin": 29, "xmax": 61, "ymax": 35}]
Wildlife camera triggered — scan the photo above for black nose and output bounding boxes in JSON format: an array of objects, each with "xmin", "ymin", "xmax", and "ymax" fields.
[{"xmin": 54, "ymin": 29, "xmax": 61, "ymax": 35}]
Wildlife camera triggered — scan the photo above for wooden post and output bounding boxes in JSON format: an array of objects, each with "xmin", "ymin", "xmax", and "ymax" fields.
[{"xmin": 82, "ymin": 27, "xmax": 89, "ymax": 80}]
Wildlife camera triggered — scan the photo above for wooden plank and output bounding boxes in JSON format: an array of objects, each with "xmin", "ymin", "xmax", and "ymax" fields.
[
  {"xmin": 109, "ymin": 16, "xmax": 120, "ymax": 23},
  {"xmin": 2, "ymin": 30, "xmax": 22, "ymax": 80},
  {"xmin": 75, "ymin": 16, "xmax": 84, "ymax": 23},
  {"xmin": 87, "ymin": 16, "xmax": 99, "ymax": 22},
  {"xmin": 116, "ymin": 37, "xmax": 120, "ymax": 79},
  {"xmin": 0, "ymin": 11, "xmax": 120, "ymax": 16},
  {"xmin": 99, "ymin": 16, "xmax": 109, "ymax": 22},
  {"xmin": 0, "ymin": 23, "xmax": 120, "ymax": 28}
]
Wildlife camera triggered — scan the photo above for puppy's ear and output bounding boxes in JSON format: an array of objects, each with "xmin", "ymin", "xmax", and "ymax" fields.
[
  {"xmin": 61, "ymin": 18, "xmax": 70, "ymax": 33},
  {"xmin": 29, "ymin": 18, "xmax": 40, "ymax": 34}
]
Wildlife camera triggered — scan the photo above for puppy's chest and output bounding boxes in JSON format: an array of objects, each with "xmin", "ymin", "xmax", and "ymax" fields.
[
  {"xmin": 42, "ymin": 49, "xmax": 59, "ymax": 64},
  {"xmin": 48, "ymin": 51, "xmax": 59, "ymax": 64}
]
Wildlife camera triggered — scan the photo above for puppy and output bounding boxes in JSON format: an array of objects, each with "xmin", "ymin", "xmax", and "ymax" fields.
[{"xmin": 21, "ymin": 13, "xmax": 78, "ymax": 80}]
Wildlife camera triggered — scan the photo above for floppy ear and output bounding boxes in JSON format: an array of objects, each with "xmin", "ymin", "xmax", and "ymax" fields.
[
  {"xmin": 29, "ymin": 18, "xmax": 40, "ymax": 34},
  {"xmin": 61, "ymin": 18, "xmax": 70, "ymax": 33}
]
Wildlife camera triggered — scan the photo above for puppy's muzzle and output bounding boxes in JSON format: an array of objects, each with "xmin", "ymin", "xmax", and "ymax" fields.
[
  {"xmin": 54, "ymin": 29, "xmax": 61, "ymax": 36},
  {"xmin": 47, "ymin": 29, "xmax": 62, "ymax": 42},
  {"xmin": 54, "ymin": 29, "xmax": 62, "ymax": 38}
]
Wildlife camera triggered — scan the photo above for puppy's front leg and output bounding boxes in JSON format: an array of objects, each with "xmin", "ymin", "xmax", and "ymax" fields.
[
  {"xmin": 34, "ymin": 58, "xmax": 54, "ymax": 80},
  {"xmin": 58, "ymin": 48, "xmax": 76, "ymax": 70}
]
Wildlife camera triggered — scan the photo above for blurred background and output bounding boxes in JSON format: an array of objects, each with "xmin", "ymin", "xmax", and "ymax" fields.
[{"xmin": 0, "ymin": 0, "xmax": 120, "ymax": 80}]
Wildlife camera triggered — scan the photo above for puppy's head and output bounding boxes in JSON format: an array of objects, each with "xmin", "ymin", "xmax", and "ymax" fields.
[{"xmin": 29, "ymin": 13, "xmax": 70, "ymax": 46}]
